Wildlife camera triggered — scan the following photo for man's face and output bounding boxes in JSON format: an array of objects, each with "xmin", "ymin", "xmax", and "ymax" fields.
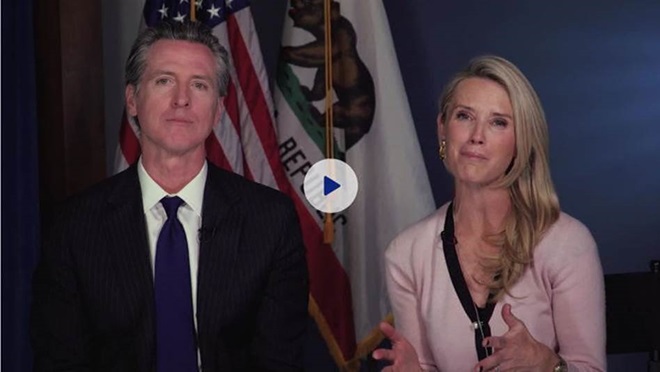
[{"xmin": 126, "ymin": 39, "xmax": 223, "ymax": 159}]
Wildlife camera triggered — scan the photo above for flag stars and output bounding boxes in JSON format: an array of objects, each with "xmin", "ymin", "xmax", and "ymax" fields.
[
  {"xmin": 173, "ymin": 11, "xmax": 187, "ymax": 22},
  {"xmin": 207, "ymin": 4, "xmax": 221, "ymax": 19},
  {"xmin": 180, "ymin": 0, "xmax": 189, "ymax": 3},
  {"xmin": 157, "ymin": 4, "xmax": 168, "ymax": 19},
  {"xmin": 226, "ymin": 0, "xmax": 234, "ymax": 8},
  {"xmin": 195, "ymin": 0, "xmax": 204, "ymax": 10}
]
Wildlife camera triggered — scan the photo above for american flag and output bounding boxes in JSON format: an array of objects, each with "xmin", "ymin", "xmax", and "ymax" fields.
[{"xmin": 115, "ymin": 0, "xmax": 286, "ymax": 191}]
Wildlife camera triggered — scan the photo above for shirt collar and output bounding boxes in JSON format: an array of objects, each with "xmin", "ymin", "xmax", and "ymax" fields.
[{"xmin": 138, "ymin": 157, "xmax": 207, "ymax": 217}]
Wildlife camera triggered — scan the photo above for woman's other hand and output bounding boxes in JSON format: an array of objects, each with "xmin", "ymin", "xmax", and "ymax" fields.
[
  {"xmin": 372, "ymin": 322, "xmax": 423, "ymax": 372},
  {"xmin": 475, "ymin": 304, "xmax": 560, "ymax": 371}
]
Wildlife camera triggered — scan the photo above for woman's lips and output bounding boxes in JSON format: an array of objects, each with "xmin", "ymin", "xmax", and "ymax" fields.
[{"xmin": 461, "ymin": 151, "xmax": 487, "ymax": 160}]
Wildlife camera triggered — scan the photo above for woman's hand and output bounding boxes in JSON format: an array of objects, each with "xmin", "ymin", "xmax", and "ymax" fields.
[
  {"xmin": 372, "ymin": 322, "xmax": 423, "ymax": 372},
  {"xmin": 475, "ymin": 304, "xmax": 560, "ymax": 371}
]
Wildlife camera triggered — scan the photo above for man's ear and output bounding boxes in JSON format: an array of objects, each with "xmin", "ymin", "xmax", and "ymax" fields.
[{"xmin": 125, "ymin": 85, "xmax": 138, "ymax": 117}]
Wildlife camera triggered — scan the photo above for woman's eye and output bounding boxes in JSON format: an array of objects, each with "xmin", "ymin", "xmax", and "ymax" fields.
[
  {"xmin": 456, "ymin": 111, "xmax": 470, "ymax": 120},
  {"xmin": 493, "ymin": 119, "xmax": 508, "ymax": 127}
]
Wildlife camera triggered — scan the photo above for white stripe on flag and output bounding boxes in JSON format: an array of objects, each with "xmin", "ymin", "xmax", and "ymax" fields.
[{"xmin": 214, "ymin": 114, "xmax": 244, "ymax": 175}]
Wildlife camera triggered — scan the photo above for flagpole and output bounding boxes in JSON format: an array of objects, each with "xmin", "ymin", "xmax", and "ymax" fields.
[
  {"xmin": 323, "ymin": 0, "xmax": 335, "ymax": 244},
  {"xmin": 190, "ymin": 1, "xmax": 196, "ymax": 21}
]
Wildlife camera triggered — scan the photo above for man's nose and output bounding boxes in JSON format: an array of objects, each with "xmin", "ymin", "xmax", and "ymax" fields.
[{"xmin": 172, "ymin": 85, "xmax": 190, "ymax": 108}]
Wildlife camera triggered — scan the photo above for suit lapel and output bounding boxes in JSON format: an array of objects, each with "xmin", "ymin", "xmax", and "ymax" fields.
[
  {"xmin": 196, "ymin": 165, "xmax": 243, "ymax": 344},
  {"xmin": 103, "ymin": 165, "xmax": 156, "ymax": 371}
]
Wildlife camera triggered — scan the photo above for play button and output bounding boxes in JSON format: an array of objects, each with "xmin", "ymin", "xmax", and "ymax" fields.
[
  {"xmin": 303, "ymin": 159, "xmax": 359, "ymax": 213},
  {"xmin": 323, "ymin": 176, "xmax": 341, "ymax": 196}
]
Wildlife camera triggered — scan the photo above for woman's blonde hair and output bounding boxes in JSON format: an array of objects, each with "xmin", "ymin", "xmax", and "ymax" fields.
[{"xmin": 439, "ymin": 55, "xmax": 560, "ymax": 301}]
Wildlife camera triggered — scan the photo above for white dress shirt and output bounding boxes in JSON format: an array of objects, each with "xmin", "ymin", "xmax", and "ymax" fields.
[{"xmin": 137, "ymin": 158, "xmax": 207, "ymax": 360}]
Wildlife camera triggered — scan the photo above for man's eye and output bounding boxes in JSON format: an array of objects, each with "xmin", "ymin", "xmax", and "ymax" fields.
[
  {"xmin": 155, "ymin": 78, "xmax": 171, "ymax": 85},
  {"xmin": 193, "ymin": 82, "xmax": 209, "ymax": 90}
]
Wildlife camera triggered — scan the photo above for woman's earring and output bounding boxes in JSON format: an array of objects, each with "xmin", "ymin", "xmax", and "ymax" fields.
[{"xmin": 439, "ymin": 140, "xmax": 446, "ymax": 160}]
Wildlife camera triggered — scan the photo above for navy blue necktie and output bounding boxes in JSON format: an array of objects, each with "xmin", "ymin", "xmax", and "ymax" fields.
[{"xmin": 155, "ymin": 196, "xmax": 198, "ymax": 372}]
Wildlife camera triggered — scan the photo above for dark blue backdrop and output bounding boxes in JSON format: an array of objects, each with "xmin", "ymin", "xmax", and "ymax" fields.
[
  {"xmin": 381, "ymin": 0, "xmax": 660, "ymax": 276},
  {"xmin": 3, "ymin": 0, "xmax": 658, "ymax": 371},
  {"xmin": 253, "ymin": 1, "xmax": 660, "ymax": 370},
  {"xmin": 2, "ymin": 0, "xmax": 40, "ymax": 371}
]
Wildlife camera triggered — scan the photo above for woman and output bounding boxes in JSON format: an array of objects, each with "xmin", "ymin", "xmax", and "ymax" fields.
[{"xmin": 373, "ymin": 56, "xmax": 605, "ymax": 371}]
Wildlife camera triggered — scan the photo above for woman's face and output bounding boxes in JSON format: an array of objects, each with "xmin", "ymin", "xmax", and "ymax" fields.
[{"xmin": 438, "ymin": 77, "xmax": 516, "ymax": 188}]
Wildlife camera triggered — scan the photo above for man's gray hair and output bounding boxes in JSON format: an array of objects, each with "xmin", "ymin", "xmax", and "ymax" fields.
[{"xmin": 125, "ymin": 20, "xmax": 230, "ymax": 96}]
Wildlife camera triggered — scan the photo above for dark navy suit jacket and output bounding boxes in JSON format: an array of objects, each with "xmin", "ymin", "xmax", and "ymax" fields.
[{"xmin": 31, "ymin": 163, "xmax": 309, "ymax": 371}]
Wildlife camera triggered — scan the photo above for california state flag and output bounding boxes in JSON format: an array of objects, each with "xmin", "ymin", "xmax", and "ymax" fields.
[{"xmin": 275, "ymin": 0, "xmax": 434, "ymax": 369}]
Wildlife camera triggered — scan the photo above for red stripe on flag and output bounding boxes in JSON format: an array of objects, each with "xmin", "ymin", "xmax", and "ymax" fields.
[
  {"xmin": 224, "ymin": 79, "xmax": 242, "ymax": 136},
  {"xmin": 205, "ymin": 134, "xmax": 232, "ymax": 172},
  {"xmin": 293, "ymin": 198, "xmax": 357, "ymax": 359},
  {"xmin": 227, "ymin": 13, "xmax": 356, "ymax": 359},
  {"xmin": 119, "ymin": 111, "xmax": 141, "ymax": 166},
  {"xmin": 242, "ymin": 159, "xmax": 254, "ymax": 181}
]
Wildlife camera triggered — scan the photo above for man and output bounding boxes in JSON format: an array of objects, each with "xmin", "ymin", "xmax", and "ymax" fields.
[{"xmin": 31, "ymin": 21, "xmax": 308, "ymax": 372}]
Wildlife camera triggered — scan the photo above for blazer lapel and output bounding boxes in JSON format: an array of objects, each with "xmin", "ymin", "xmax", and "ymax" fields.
[
  {"xmin": 196, "ymin": 165, "xmax": 243, "ymax": 356},
  {"xmin": 104, "ymin": 165, "xmax": 156, "ymax": 371}
]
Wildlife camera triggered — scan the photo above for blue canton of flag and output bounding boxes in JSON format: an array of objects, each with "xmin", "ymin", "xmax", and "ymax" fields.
[
  {"xmin": 116, "ymin": 0, "xmax": 281, "ymax": 176},
  {"xmin": 143, "ymin": 0, "xmax": 250, "ymax": 28}
]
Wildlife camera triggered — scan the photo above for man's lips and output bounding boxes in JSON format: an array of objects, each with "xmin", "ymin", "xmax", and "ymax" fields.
[{"xmin": 166, "ymin": 118, "xmax": 193, "ymax": 124}]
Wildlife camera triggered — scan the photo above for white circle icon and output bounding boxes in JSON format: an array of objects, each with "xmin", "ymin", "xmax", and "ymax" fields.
[{"xmin": 303, "ymin": 159, "xmax": 359, "ymax": 213}]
